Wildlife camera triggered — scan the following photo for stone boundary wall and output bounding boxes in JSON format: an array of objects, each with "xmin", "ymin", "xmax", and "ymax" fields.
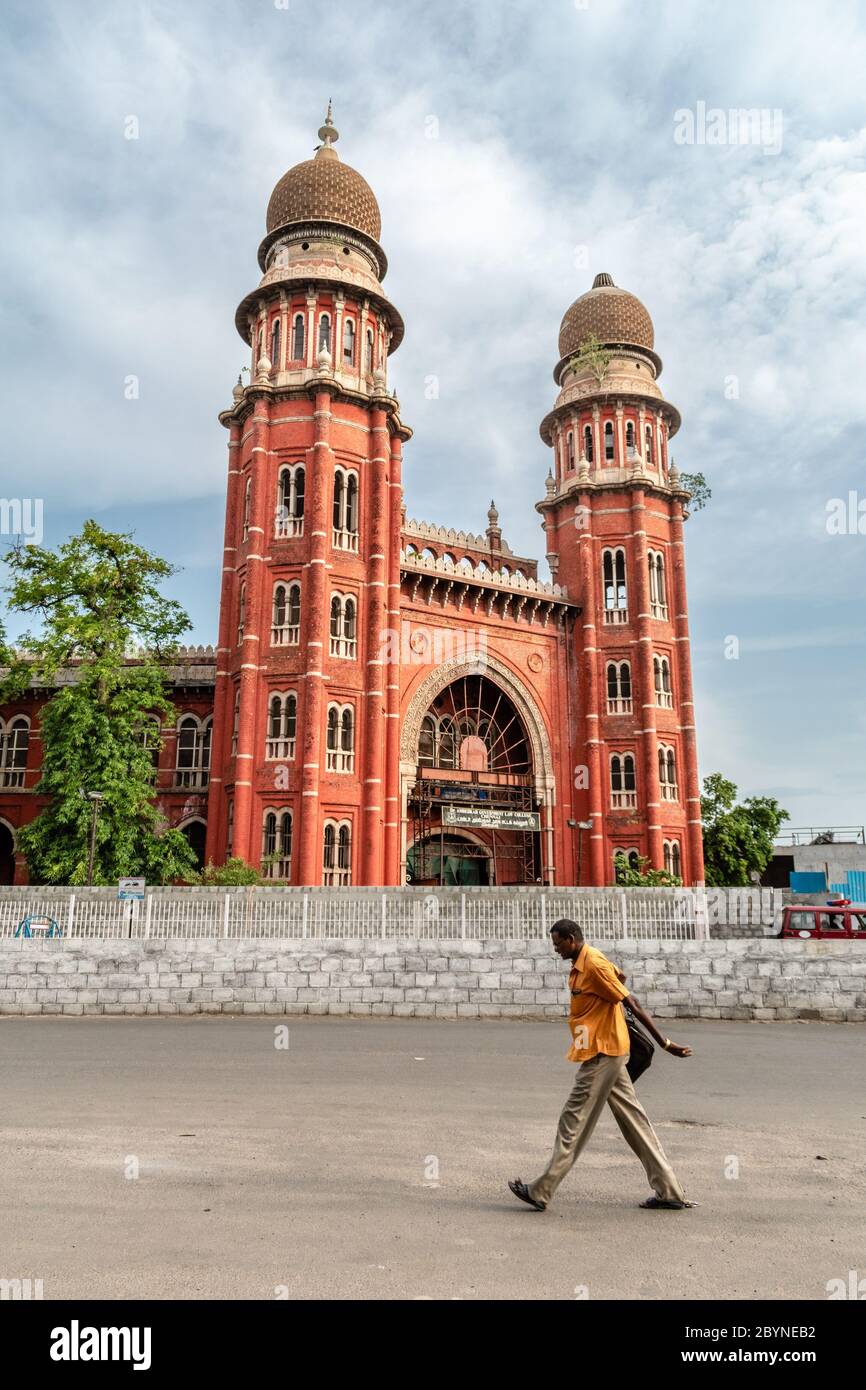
[{"xmin": 0, "ymin": 938, "xmax": 863, "ymax": 1022}]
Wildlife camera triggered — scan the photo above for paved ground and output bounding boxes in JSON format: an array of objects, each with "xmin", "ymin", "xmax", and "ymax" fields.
[{"xmin": 1, "ymin": 1016, "xmax": 863, "ymax": 1301}]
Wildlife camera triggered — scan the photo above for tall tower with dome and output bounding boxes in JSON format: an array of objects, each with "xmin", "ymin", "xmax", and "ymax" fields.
[
  {"xmin": 204, "ymin": 105, "xmax": 412, "ymax": 885},
  {"xmin": 536, "ymin": 272, "xmax": 704, "ymax": 885}
]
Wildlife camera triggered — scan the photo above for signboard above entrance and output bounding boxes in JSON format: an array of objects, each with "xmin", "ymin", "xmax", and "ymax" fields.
[{"xmin": 442, "ymin": 806, "xmax": 540, "ymax": 831}]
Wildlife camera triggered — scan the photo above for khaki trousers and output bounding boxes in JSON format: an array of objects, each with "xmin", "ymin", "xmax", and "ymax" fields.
[{"xmin": 527, "ymin": 1052, "xmax": 685, "ymax": 1207}]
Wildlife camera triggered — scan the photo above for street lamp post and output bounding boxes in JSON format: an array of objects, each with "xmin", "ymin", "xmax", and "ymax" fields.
[{"xmin": 86, "ymin": 792, "xmax": 104, "ymax": 886}]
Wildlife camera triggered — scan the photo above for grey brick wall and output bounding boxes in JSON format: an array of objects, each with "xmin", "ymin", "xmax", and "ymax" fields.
[{"xmin": 0, "ymin": 938, "xmax": 863, "ymax": 1021}]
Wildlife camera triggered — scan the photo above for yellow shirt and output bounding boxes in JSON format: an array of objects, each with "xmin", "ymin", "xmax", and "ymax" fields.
[{"xmin": 566, "ymin": 943, "xmax": 631, "ymax": 1062}]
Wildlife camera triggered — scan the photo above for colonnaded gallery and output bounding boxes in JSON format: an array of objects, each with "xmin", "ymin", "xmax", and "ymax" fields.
[{"xmin": 0, "ymin": 109, "xmax": 704, "ymax": 888}]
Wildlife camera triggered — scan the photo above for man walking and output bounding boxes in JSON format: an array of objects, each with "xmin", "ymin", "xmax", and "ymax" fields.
[{"xmin": 509, "ymin": 919, "xmax": 695, "ymax": 1212}]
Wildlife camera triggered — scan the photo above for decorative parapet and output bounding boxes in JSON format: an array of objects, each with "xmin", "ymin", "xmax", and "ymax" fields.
[{"xmin": 400, "ymin": 549, "xmax": 566, "ymax": 598}]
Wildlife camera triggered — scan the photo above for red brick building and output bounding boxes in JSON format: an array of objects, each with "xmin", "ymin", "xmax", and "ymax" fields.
[{"xmin": 0, "ymin": 109, "xmax": 704, "ymax": 888}]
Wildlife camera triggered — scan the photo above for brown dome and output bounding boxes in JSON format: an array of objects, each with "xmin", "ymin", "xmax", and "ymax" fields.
[
  {"xmin": 266, "ymin": 144, "xmax": 382, "ymax": 242},
  {"xmin": 558, "ymin": 273, "xmax": 654, "ymax": 359}
]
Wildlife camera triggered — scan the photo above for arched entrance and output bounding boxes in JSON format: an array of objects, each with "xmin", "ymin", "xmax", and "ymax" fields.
[
  {"xmin": 0, "ymin": 821, "xmax": 15, "ymax": 885},
  {"xmin": 403, "ymin": 668, "xmax": 549, "ymax": 885},
  {"xmin": 180, "ymin": 818, "xmax": 207, "ymax": 870},
  {"xmin": 407, "ymin": 832, "xmax": 490, "ymax": 886}
]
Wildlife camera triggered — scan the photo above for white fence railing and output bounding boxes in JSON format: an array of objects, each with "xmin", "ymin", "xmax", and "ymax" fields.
[{"xmin": 0, "ymin": 886, "xmax": 782, "ymax": 942}]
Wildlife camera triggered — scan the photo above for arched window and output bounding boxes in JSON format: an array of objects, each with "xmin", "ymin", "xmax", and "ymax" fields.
[
  {"xmin": 626, "ymin": 421, "xmax": 636, "ymax": 456},
  {"xmin": 271, "ymin": 582, "xmax": 300, "ymax": 645},
  {"xmin": 566, "ymin": 431, "xmax": 575, "ymax": 470},
  {"xmin": 265, "ymin": 692, "xmax": 297, "ymax": 759},
  {"xmin": 663, "ymin": 840, "xmax": 682, "ymax": 878},
  {"xmin": 342, "ymin": 318, "xmax": 355, "ymax": 365},
  {"xmin": 237, "ymin": 581, "xmax": 246, "ymax": 644},
  {"xmin": 654, "ymin": 655, "xmax": 673, "ymax": 707},
  {"xmin": 230, "ymin": 685, "xmax": 240, "ymax": 756},
  {"xmin": 292, "ymin": 313, "xmax": 305, "ymax": 361},
  {"xmin": 602, "ymin": 548, "xmax": 628, "ymax": 623},
  {"xmin": 270, "ymin": 318, "xmax": 281, "ymax": 369},
  {"xmin": 175, "ymin": 716, "xmax": 212, "ymax": 789},
  {"xmin": 645, "ymin": 423, "xmax": 654, "ymax": 465},
  {"xmin": 610, "ymin": 752, "xmax": 637, "ymax": 809},
  {"xmin": 242, "ymin": 476, "xmax": 251, "ymax": 542},
  {"xmin": 333, "ymin": 469, "xmax": 360, "ymax": 550},
  {"xmin": 365, "ymin": 327, "xmax": 374, "ymax": 373},
  {"xmin": 583, "ymin": 424, "xmax": 593, "ymax": 463},
  {"xmin": 318, "ymin": 313, "xmax": 331, "ymax": 353},
  {"xmin": 262, "ymin": 808, "xmax": 293, "ymax": 881},
  {"xmin": 604, "ymin": 420, "xmax": 615, "ymax": 462},
  {"xmin": 326, "ymin": 703, "xmax": 355, "ymax": 772},
  {"xmin": 659, "ymin": 745, "xmax": 678, "ymax": 800},
  {"xmin": 276, "ymin": 464, "xmax": 305, "ymax": 537},
  {"xmin": 257, "ymin": 328, "xmax": 264, "ymax": 363},
  {"xmin": 0, "ymin": 717, "xmax": 30, "ymax": 788},
  {"xmin": 329, "ymin": 593, "xmax": 358, "ymax": 658},
  {"xmin": 140, "ymin": 715, "xmax": 161, "ymax": 773},
  {"xmin": 323, "ymin": 819, "xmax": 352, "ymax": 885},
  {"xmin": 606, "ymin": 660, "xmax": 632, "ymax": 714},
  {"xmin": 614, "ymin": 847, "xmax": 641, "ymax": 880},
  {"xmin": 649, "ymin": 551, "xmax": 668, "ymax": 618}
]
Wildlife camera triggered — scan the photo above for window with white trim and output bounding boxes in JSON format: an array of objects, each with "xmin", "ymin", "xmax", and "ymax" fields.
[
  {"xmin": 649, "ymin": 550, "xmax": 668, "ymax": 619},
  {"xmin": 271, "ymin": 582, "xmax": 301, "ymax": 645},
  {"xmin": 610, "ymin": 752, "xmax": 637, "ymax": 809},
  {"xmin": 654, "ymin": 654, "xmax": 673, "ymax": 708},
  {"xmin": 237, "ymin": 581, "xmax": 246, "ymax": 644},
  {"xmin": 602, "ymin": 548, "xmax": 628, "ymax": 624},
  {"xmin": 276, "ymin": 464, "xmax": 305, "ymax": 538},
  {"xmin": 323, "ymin": 818, "xmax": 352, "ymax": 885},
  {"xmin": 663, "ymin": 839, "xmax": 682, "ymax": 878},
  {"xmin": 329, "ymin": 593, "xmax": 357, "ymax": 658},
  {"xmin": 333, "ymin": 468, "xmax": 359, "ymax": 551},
  {"xmin": 326, "ymin": 703, "xmax": 355, "ymax": 773},
  {"xmin": 583, "ymin": 424, "xmax": 593, "ymax": 463},
  {"xmin": 604, "ymin": 420, "xmax": 615, "ymax": 462},
  {"xmin": 342, "ymin": 318, "xmax": 355, "ymax": 365},
  {"xmin": 318, "ymin": 313, "xmax": 331, "ymax": 353},
  {"xmin": 270, "ymin": 318, "xmax": 280, "ymax": 369},
  {"xmin": 230, "ymin": 685, "xmax": 240, "ymax": 756},
  {"xmin": 175, "ymin": 715, "xmax": 212, "ymax": 790},
  {"xmin": 606, "ymin": 660, "xmax": 632, "ymax": 714},
  {"xmin": 0, "ymin": 716, "xmax": 30, "ymax": 788},
  {"xmin": 266, "ymin": 691, "xmax": 297, "ymax": 760},
  {"xmin": 262, "ymin": 808, "xmax": 293, "ymax": 881},
  {"xmin": 566, "ymin": 431, "xmax": 575, "ymax": 470},
  {"xmin": 645, "ymin": 423, "xmax": 653, "ymax": 465},
  {"xmin": 626, "ymin": 421, "xmax": 636, "ymax": 458},
  {"xmin": 292, "ymin": 313, "xmax": 305, "ymax": 361},
  {"xmin": 614, "ymin": 847, "xmax": 641, "ymax": 878},
  {"xmin": 658, "ymin": 744, "xmax": 678, "ymax": 801},
  {"xmin": 242, "ymin": 476, "xmax": 251, "ymax": 542},
  {"xmin": 365, "ymin": 327, "xmax": 374, "ymax": 373}
]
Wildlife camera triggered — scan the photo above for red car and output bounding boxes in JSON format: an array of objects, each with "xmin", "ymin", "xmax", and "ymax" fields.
[{"xmin": 778, "ymin": 903, "xmax": 866, "ymax": 939}]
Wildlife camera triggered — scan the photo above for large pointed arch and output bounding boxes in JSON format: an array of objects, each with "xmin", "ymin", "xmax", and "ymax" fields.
[{"xmin": 400, "ymin": 652, "xmax": 555, "ymax": 786}]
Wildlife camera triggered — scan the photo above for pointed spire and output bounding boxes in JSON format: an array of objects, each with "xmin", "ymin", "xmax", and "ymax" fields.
[{"xmin": 316, "ymin": 100, "xmax": 340, "ymax": 158}]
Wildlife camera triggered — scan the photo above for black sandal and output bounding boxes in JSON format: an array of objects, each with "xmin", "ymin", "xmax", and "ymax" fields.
[
  {"xmin": 639, "ymin": 1196, "xmax": 698, "ymax": 1209},
  {"xmin": 509, "ymin": 1178, "xmax": 546, "ymax": 1211}
]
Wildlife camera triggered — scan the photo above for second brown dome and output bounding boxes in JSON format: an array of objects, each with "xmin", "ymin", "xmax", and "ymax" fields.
[{"xmin": 558, "ymin": 273, "xmax": 654, "ymax": 359}]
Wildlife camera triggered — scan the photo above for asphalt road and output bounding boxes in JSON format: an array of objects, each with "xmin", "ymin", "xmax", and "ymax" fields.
[{"xmin": 1, "ymin": 1017, "xmax": 863, "ymax": 1301}]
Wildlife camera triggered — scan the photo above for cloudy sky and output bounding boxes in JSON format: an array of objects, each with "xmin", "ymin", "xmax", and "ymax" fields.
[{"xmin": 2, "ymin": 0, "xmax": 865, "ymax": 830}]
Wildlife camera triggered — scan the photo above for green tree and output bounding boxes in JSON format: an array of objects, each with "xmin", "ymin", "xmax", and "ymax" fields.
[
  {"xmin": 1, "ymin": 521, "xmax": 199, "ymax": 885},
  {"xmin": 613, "ymin": 853, "xmax": 682, "ymax": 887},
  {"xmin": 197, "ymin": 858, "xmax": 263, "ymax": 886},
  {"xmin": 700, "ymin": 772, "xmax": 789, "ymax": 887},
  {"xmin": 568, "ymin": 332, "xmax": 611, "ymax": 387},
  {"xmin": 678, "ymin": 470, "xmax": 711, "ymax": 511}
]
